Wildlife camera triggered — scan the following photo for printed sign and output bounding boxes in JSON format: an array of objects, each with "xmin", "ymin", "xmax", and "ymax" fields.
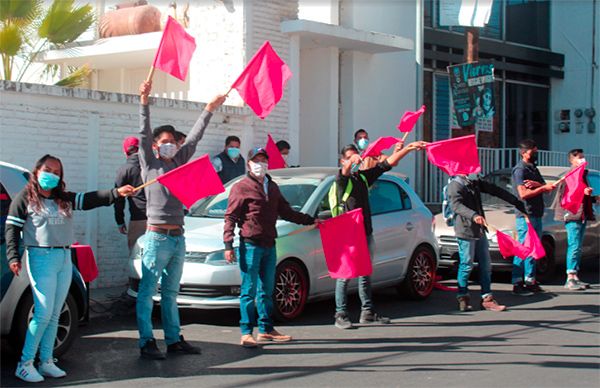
[
  {"xmin": 448, "ymin": 62, "xmax": 495, "ymax": 128},
  {"xmin": 439, "ymin": 0, "xmax": 494, "ymax": 27}
]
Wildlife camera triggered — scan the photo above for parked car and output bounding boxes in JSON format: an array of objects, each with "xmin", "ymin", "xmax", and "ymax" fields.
[
  {"xmin": 128, "ymin": 167, "xmax": 439, "ymax": 320},
  {"xmin": 434, "ymin": 166, "xmax": 600, "ymax": 281},
  {"xmin": 0, "ymin": 161, "xmax": 89, "ymax": 357}
]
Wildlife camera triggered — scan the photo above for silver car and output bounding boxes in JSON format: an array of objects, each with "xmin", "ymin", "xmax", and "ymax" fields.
[
  {"xmin": 434, "ymin": 166, "xmax": 600, "ymax": 281},
  {"xmin": 128, "ymin": 167, "xmax": 439, "ymax": 320}
]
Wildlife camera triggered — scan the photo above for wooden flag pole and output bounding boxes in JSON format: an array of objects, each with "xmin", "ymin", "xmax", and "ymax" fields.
[
  {"xmin": 146, "ymin": 66, "xmax": 156, "ymax": 83},
  {"xmin": 133, "ymin": 178, "xmax": 157, "ymax": 193},
  {"xmin": 401, "ymin": 132, "xmax": 410, "ymax": 142},
  {"xmin": 224, "ymin": 86, "xmax": 234, "ymax": 97},
  {"xmin": 287, "ymin": 224, "xmax": 316, "ymax": 236}
]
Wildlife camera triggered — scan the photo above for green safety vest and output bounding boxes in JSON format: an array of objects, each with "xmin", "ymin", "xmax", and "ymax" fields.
[{"xmin": 328, "ymin": 174, "xmax": 369, "ymax": 217}]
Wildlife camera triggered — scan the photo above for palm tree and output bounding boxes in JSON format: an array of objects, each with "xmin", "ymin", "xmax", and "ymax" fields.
[{"xmin": 0, "ymin": 0, "xmax": 94, "ymax": 86}]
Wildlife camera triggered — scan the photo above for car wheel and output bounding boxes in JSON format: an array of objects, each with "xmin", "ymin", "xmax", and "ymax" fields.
[
  {"xmin": 14, "ymin": 292, "xmax": 79, "ymax": 358},
  {"xmin": 397, "ymin": 246, "xmax": 436, "ymax": 300},
  {"xmin": 536, "ymin": 238, "xmax": 556, "ymax": 282},
  {"xmin": 273, "ymin": 260, "xmax": 309, "ymax": 321}
]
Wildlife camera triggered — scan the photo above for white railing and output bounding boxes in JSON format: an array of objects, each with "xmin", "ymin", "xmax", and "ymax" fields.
[{"xmin": 418, "ymin": 148, "xmax": 600, "ymax": 205}]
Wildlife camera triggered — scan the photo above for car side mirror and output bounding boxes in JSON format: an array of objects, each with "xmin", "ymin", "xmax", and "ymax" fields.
[{"xmin": 318, "ymin": 210, "xmax": 332, "ymax": 220}]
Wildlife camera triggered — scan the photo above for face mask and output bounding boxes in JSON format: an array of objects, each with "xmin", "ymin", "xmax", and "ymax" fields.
[
  {"xmin": 357, "ymin": 138, "xmax": 369, "ymax": 150},
  {"xmin": 249, "ymin": 161, "xmax": 268, "ymax": 179},
  {"xmin": 577, "ymin": 157, "xmax": 586, "ymax": 166},
  {"xmin": 227, "ymin": 147, "xmax": 241, "ymax": 160},
  {"xmin": 282, "ymin": 154, "xmax": 289, "ymax": 162},
  {"xmin": 38, "ymin": 171, "xmax": 60, "ymax": 191},
  {"xmin": 158, "ymin": 143, "xmax": 178, "ymax": 159}
]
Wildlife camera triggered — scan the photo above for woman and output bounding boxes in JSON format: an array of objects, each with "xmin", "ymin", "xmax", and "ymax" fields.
[{"xmin": 5, "ymin": 155, "xmax": 133, "ymax": 383}]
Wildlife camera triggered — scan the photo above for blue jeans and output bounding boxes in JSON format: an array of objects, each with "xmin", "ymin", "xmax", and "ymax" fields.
[
  {"xmin": 565, "ymin": 220, "xmax": 587, "ymax": 274},
  {"xmin": 512, "ymin": 216, "xmax": 542, "ymax": 284},
  {"xmin": 334, "ymin": 235, "xmax": 374, "ymax": 314},
  {"xmin": 21, "ymin": 247, "xmax": 72, "ymax": 363},
  {"xmin": 136, "ymin": 231, "xmax": 185, "ymax": 347},
  {"xmin": 238, "ymin": 241, "xmax": 276, "ymax": 335},
  {"xmin": 456, "ymin": 236, "xmax": 492, "ymax": 298}
]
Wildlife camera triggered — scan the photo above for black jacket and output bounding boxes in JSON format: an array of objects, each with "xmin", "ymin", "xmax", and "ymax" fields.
[
  {"xmin": 448, "ymin": 176, "xmax": 527, "ymax": 239},
  {"xmin": 114, "ymin": 153, "xmax": 146, "ymax": 225}
]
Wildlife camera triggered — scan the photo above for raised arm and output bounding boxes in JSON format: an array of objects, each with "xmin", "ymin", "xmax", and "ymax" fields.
[{"xmin": 138, "ymin": 81, "xmax": 155, "ymax": 170}]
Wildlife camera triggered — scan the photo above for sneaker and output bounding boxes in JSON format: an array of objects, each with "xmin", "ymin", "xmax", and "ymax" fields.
[
  {"xmin": 574, "ymin": 278, "xmax": 590, "ymax": 289},
  {"xmin": 359, "ymin": 310, "xmax": 391, "ymax": 324},
  {"xmin": 525, "ymin": 281, "xmax": 544, "ymax": 293},
  {"xmin": 564, "ymin": 279, "xmax": 585, "ymax": 291},
  {"xmin": 140, "ymin": 339, "xmax": 166, "ymax": 360},
  {"xmin": 167, "ymin": 335, "xmax": 201, "ymax": 354},
  {"xmin": 15, "ymin": 360, "xmax": 44, "ymax": 383},
  {"xmin": 38, "ymin": 359, "xmax": 66, "ymax": 378},
  {"xmin": 334, "ymin": 312, "xmax": 353, "ymax": 330},
  {"xmin": 480, "ymin": 295, "xmax": 507, "ymax": 312},
  {"xmin": 257, "ymin": 329, "xmax": 292, "ymax": 342},
  {"xmin": 457, "ymin": 295, "xmax": 472, "ymax": 312},
  {"xmin": 240, "ymin": 334, "xmax": 258, "ymax": 348},
  {"xmin": 512, "ymin": 282, "xmax": 533, "ymax": 296}
]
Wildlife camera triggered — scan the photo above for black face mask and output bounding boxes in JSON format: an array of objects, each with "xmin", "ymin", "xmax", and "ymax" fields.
[{"xmin": 530, "ymin": 152, "xmax": 538, "ymax": 164}]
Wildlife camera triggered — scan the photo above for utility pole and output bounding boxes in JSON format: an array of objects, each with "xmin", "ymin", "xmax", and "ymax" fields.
[{"xmin": 464, "ymin": 27, "xmax": 479, "ymax": 140}]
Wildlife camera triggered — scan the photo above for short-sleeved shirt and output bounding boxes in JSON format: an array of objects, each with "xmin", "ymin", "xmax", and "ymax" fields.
[{"xmin": 512, "ymin": 160, "xmax": 545, "ymax": 218}]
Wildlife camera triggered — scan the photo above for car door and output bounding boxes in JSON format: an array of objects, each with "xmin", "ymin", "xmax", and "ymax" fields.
[{"xmin": 582, "ymin": 171, "xmax": 600, "ymax": 257}]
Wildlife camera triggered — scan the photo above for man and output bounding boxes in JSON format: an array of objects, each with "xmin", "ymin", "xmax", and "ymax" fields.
[
  {"xmin": 137, "ymin": 80, "xmax": 226, "ymax": 359},
  {"xmin": 333, "ymin": 140, "xmax": 427, "ymax": 329},
  {"xmin": 114, "ymin": 136, "xmax": 147, "ymax": 253},
  {"xmin": 353, "ymin": 129, "xmax": 386, "ymax": 169},
  {"xmin": 223, "ymin": 147, "xmax": 318, "ymax": 348},
  {"xmin": 276, "ymin": 140, "xmax": 291, "ymax": 167},
  {"xmin": 511, "ymin": 139, "xmax": 555, "ymax": 296},
  {"xmin": 448, "ymin": 174, "xmax": 527, "ymax": 312},
  {"xmin": 551, "ymin": 149, "xmax": 598, "ymax": 290},
  {"xmin": 212, "ymin": 135, "xmax": 245, "ymax": 184}
]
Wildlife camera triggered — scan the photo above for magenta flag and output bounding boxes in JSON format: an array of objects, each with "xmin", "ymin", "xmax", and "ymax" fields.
[
  {"xmin": 425, "ymin": 134, "xmax": 481, "ymax": 176},
  {"xmin": 319, "ymin": 208, "xmax": 372, "ymax": 279},
  {"xmin": 397, "ymin": 105, "xmax": 426, "ymax": 133},
  {"xmin": 523, "ymin": 221, "xmax": 546, "ymax": 260},
  {"xmin": 231, "ymin": 41, "xmax": 292, "ymax": 119},
  {"xmin": 265, "ymin": 134, "xmax": 286, "ymax": 170},
  {"xmin": 561, "ymin": 163, "xmax": 587, "ymax": 214},
  {"xmin": 496, "ymin": 230, "xmax": 530, "ymax": 259},
  {"xmin": 361, "ymin": 137, "xmax": 399, "ymax": 159},
  {"xmin": 152, "ymin": 16, "xmax": 196, "ymax": 81},
  {"xmin": 156, "ymin": 155, "xmax": 225, "ymax": 208}
]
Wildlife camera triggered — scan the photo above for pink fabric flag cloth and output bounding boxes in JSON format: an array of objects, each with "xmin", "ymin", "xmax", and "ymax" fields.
[
  {"xmin": 496, "ymin": 230, "xmax": 530, "ymax": 259},
  {"xmin": 156, "ymin": 154, "xmax": 225, "ymax": 208},
  {"xmin": 361, "ymin": 136, "xmax": 399, "ymax": 159},
  {"xmin": 523, "ymin": 221, "xmax": 546, "ymax": 260},
  {"xmin": 152, "ymin": 16, "xmax": 197, "ymax": 81},
  {"xmin": 265, "ymin": 134, "xmax": 286, "ymax": 170},
  {"xmin": 319, "ymin": 208, "xmax": 372, "ymax": 279},
  {"xmin": 397, "ymin": 105, "xmax": 426, "ymax": 133},
  {"xmin": 231, "ymin": 41, "xmax": 292, "ymax": 119},
  {"xmin": 71, "ymin": 244, "xmax": 98, "ymax": 282},
  {"xmin": 561, "ymin": 162, "xmax": 587, "ymax": 214},
  {"xmin": 425, "ymin": 134, "xmax": 481, "ymax": 176}
]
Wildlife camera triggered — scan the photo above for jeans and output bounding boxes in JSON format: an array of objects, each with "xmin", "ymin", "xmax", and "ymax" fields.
[
  {"xmin": 136, "ymin": 231, "xmax": 185, "ymax": 347},
  {"xmin": 456, "ymin": 236, "xmax": 492, "ymax": 298},
  {"xmin": 21, "ymin": 247, "xmax": 72, "ymax": 363},
  {"xmin": 512, "ymin": 216, "xmax": 542, "ymax": 284},
  {"xmin": 335, "ymin": 235, "xmax": 375, "ymax": 313},
  {"xmin": 238, "ymin": 241, "xmax": 276, "ymax": 335},
  {"xmin": 565, "ymin": 220, "xmax": 587, "ymax": 274}
]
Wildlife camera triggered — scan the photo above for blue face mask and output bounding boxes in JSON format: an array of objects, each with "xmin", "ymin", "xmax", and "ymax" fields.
[
  {"xmin": 38, "ymin": 171, "xmax": 60, "ymax": 191},
  {"xmin": 227, "ymin": 147, "xmax": 241, "ymax": 160},
  {"xmin": 357, "ymin": 138, "xmax": 369, "ymax": 150}
]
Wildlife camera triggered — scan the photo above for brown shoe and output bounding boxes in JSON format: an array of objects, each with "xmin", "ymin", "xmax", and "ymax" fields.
[
  {"xmin": 240, "ymin": 334, "xmax": 257, "ymax": 348},
  {"xmin": 480, "ymin": 295, "xmax": 507, "ymax": 312},
  {"xmin": 457, "ymin": 295, "xmax": 472, "ymax": 311},
  {"xmin": 257, "ymin": 329, "xmax": 292, "ymax": 343}
]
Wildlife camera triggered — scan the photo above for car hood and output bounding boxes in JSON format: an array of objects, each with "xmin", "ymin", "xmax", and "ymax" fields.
[{"xmin": 434, "ymin": 204, "xmax": 518, "ymax": 237}]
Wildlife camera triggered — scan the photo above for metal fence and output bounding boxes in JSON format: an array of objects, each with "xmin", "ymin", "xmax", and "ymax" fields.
[{"xmin": 417, "ymin": 148, "xmax": 600, "ymax": 205}]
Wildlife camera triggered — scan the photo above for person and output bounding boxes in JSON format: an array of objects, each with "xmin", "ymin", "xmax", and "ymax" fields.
[
  {"xmin": 511, "ymin": 139, "xmax": 555, "ymax": 296},
  {"xmin": 136, "ymin": 80, "xmax": 226, "ymax": 360},
  {"xmin": 353, "ymin": 129, "xmax": 386, "ymax": 169},
  {"xmin": 114, "ymin": 136, "xmax": 147, "ymax": 253},
  {"xmin": 448, "ymin": 174, "xmax": 527, "ymax": 312},
  {"xmin": 212, "ymin": 135, "xmax": 245, "ymax": 184},
  {"xmin": 276, "ymin": 140, "xmax": 291, "ymax": 167},
  {"xmin": 5, "ymin": 154, "xmax": 133, "ymax": 383},
  {"xmin": 223, "ymin": 147, "xmax": 318, "ymax": 348},
  {"xmin": 333, "ymin": 140, "xmax": 427, "ymax": 329},
  {"xmin": 551, "ymin": 149, "xmax": 598, "ymax": 290}
]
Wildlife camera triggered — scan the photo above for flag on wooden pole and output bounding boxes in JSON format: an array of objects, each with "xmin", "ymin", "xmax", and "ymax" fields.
[
  {"xmin": 425, "ymin": 134, "xmax": 481, "ymax": 176},
  {"xmin": 560, "ymin": 162, "xmax": 587, "ymax": 214},
  {"xmin": 361, "ymin": 137, "xmax": 399, "ymax": 159},
  {"xmin": 265, "ymin": 134, "xmax": 286, "ymax": 169},
  {"xmin": 152, "ymin": 16, "xmax": 196, "ymax": 81}
]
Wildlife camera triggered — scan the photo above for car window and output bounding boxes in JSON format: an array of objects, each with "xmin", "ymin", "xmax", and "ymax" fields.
[
  {"xmin": 481, "ymin": 173, "xmax": 512, "ymax": 205},
  {"xmin": 587, "ymin": 172, "xmax": 600, "ymax": 194},
  {"xmin": 369, "ymin": 180, "xmax": 410, "ymax": 215}
]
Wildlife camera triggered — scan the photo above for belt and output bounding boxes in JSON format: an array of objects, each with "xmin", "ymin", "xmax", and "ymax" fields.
[{"xmin": 147, "ymin": 225, "xmax": 184, "ymax": 236}]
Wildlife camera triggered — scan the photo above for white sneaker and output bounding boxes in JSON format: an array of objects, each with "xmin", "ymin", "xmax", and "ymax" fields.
[
  {"xmin": 38, "ymin": 359, "xmax": 67, "ymax": 378},
  {"xmin": 15, "ymin": 360, "xmax": 44, "ymax": 383}
]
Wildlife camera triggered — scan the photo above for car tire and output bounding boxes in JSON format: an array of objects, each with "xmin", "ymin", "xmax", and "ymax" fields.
[
  {"xmin": 273, "ymin": 260, "xmax": 309, "ymax": 321},
  {"xmin": 13, "ymin": 292, "xmax": 79, "ymax": 358},
  {"xmin": 536, "ymin": 238, "xmax": 556, "ymax": 282},
  {"xmin": 397, "ymin": 245, "xmax": 436, "ymax": 300}
]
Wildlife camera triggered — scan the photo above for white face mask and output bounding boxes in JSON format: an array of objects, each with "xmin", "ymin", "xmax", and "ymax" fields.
[
  {"xmin": 158, "ymin": 143, "xmax": 178, "ymax": 159},
  {"xmin": 249, "ymin": 161, "xmax": 268, "ymax": 179},
  {"xmin": 282, "ymin": 154, "xmax": 289, "ymax": 162},
  {"xmin": 577, "ymin": 157, "xmax": 587, "ymax": 166}
]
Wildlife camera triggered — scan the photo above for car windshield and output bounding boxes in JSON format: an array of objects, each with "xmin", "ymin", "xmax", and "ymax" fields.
[
  {"xmin": 481, "ymin": 173, "xmax": 559, "ymax": 207},
  {"xmin": 188, "ymin": 176, "xmax": 321, "ymax": 218}
]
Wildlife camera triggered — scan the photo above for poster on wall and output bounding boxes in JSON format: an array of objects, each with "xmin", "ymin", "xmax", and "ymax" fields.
[{"xmin": 447, "ymin": 61, "xmax": 495, "ymax": 128}]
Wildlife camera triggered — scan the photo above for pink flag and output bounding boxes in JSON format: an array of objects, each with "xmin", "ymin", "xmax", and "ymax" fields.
[
  {"xmin": 397, "ymin": 105, "xmax": 426, "ymax": 133},
  {"xmin": 156, "ymin": 155, "xmax": 225, "ymax": 208},
  {"xmin": 425, "ymin": 134, "xmax": 481, "ymax": 176},
  {"xmin": 361, "ymin": 137, "xmax": 398, "ymax": 159},
  {"xmin": 561, "ymin": 162, "xmax": 587, "ymax": 214},
  {"xmin": 319, "ymin": 208, "xmax": 372, "ymax": 279},
  {"xmin": 231, "ymin": 41, "xmax": 292, "ymax": 119},
  {"xmin": 523, "ymin": 221, "xmax": 546, "ymax": 260},
  {"xmin": 265, "ymin": 134, "xmax": 286, "ymax": 170},
  {"xmin": 496, "ymin": 230, "xmax": 531, "ymax": 259},
  {"xmin": 152, "ymin": 16, "xmax": 197, "ymax": 81}
]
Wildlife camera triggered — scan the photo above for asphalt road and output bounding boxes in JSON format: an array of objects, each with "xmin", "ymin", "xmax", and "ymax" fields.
[{"xmin": 1, "ymin": 269, "xmax": 599, "ymax": 388}]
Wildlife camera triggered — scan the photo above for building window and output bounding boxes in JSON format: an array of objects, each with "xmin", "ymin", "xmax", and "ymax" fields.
[
  {"xmin": 505, "ymin": 82, "xmax": 549, "ymax": 149},
  {"xmin": 505, "ymin": 0, "xmax": 550, "ymax": 48},
  {"xmin": 433, "ymin": 74, "xmax": 451, "ymax": 141}
]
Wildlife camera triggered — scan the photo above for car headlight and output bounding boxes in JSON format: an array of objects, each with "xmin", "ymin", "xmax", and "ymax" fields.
[{"xmin": 184, "ymin": 248, "xmax": 240, "ymax": 265}]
